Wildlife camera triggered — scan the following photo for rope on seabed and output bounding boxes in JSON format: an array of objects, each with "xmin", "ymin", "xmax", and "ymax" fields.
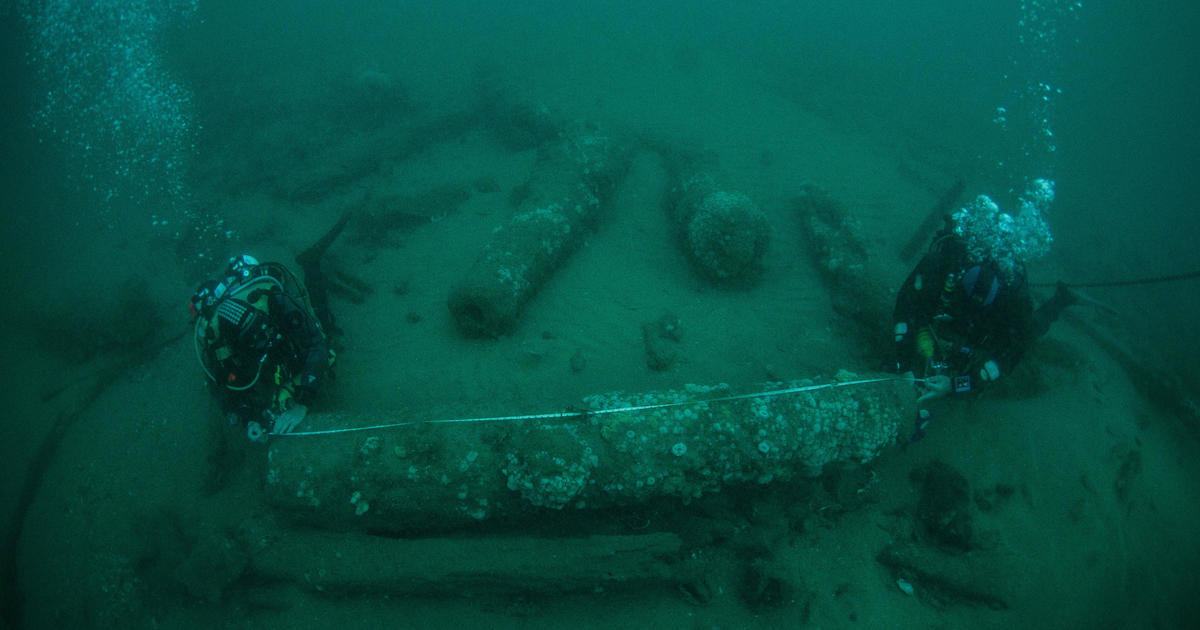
[
  {"xmin": 1032, "ymin": 269, "xmax": 1200, "ymax": 289},
  {"xmin": 273, "ymin": 376, "xmax": 924, "ymax": 437}
]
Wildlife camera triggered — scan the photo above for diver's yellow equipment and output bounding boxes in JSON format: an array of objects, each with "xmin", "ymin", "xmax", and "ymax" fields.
[{"xmin": 916, "ymin": 328, "xmax": 935, "ymax": 358}]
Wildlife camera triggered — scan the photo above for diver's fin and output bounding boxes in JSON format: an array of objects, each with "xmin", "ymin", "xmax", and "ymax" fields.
[{"xmin": 297, "ymin": 211, "xmax": 353, "ymax": 269}]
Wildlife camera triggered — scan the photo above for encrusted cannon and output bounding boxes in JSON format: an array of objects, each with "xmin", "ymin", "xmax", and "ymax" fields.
[
  {"xmin": 669, "ymin": 172, "xmax": 770, "ymax": 283},
  {"xmin": 264, "ymin": 373, "xmax": 914, "ymax": 533},
  {"xmin": 447, "ymin": 129, "xmax": 630, "ymax": 337}
]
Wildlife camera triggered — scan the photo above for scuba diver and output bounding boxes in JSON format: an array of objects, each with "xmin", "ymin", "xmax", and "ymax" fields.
[
  {"xmin": 190, "ymin": 213, "xmax": 350, "ymax": 440},
  {"xmin": 893, "ymin": 180, "xmax": 1076, "ymax": 439}
]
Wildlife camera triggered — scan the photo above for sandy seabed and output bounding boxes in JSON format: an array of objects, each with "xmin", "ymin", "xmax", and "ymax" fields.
[{"xmin": 4, "ymin": 41, "xmax": 1200, "ymax": 630}]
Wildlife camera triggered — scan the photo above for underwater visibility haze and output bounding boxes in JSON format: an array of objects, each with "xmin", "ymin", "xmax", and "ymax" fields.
[{"xmin": 2, "ymin": 1, "xmax": 1199, "ymax": 628}]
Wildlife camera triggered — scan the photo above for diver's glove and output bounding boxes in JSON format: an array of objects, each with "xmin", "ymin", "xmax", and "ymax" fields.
[
  {"xmin": 918, "ymin": 374, "xmax": 952, "ymax": 403},
  {"xmin": 272, "ymin": 404, "xmax": 308, "ymax": 434},
  {"xmin": 979, "ymin": 360, "xmax": 1001, "ymax": 382}
]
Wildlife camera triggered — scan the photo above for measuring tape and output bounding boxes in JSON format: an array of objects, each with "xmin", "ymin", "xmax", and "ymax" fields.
[{"xmin": 273, "ymin": 376, "xmax": 919, "ymax": 437}]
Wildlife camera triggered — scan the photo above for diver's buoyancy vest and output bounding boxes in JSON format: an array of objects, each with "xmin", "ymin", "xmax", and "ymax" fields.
[{"xmin": 195, "ymin": 271, "xmax": 289, "ymax": 391}]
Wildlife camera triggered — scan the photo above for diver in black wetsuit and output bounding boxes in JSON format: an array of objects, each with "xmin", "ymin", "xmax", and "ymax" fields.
[
  {"xmin": 892, "ymin": 181, "xmax": 1076, "ymax": 440},
  {"xmin": 892, "ymin": 230, "xmax": 1075, "ymax": 401},
  {"xmin": 189, "ymin": 213, "xmax": 350, "ymax": 439}
]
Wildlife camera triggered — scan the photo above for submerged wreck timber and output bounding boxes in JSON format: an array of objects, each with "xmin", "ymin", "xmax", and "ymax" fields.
[
  {"xmin": 265, "ymin": 373, "xmax": 913, "ymax": 533},
  {"xmin": 247, "ymin": 527, "xmax": 687, "ymax": 596}
]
